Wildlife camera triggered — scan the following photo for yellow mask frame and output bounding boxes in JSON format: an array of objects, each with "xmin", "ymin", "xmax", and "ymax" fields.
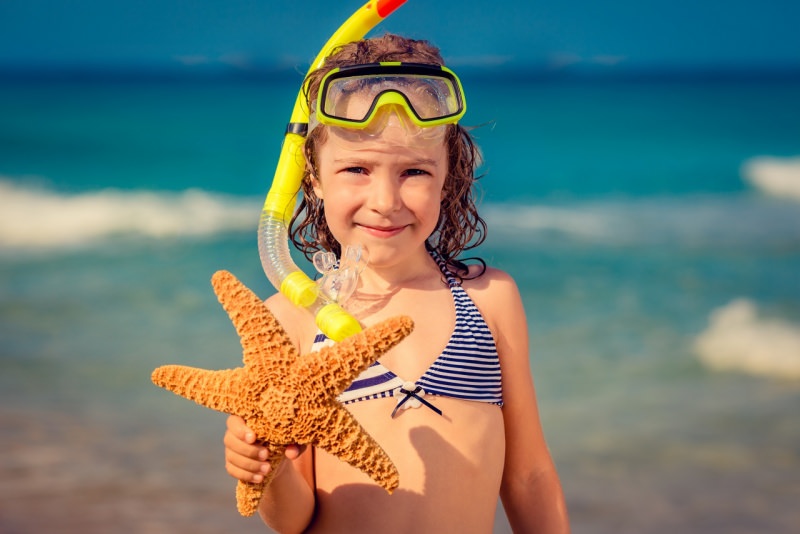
[{"xmin": 314, "ymin": 62, "xmax": 466, "ymax": 129}]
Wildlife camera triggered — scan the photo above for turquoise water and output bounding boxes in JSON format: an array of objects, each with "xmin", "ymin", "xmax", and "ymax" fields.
[{"xmin": 1, "ymin": 75, "xmax": 799, "ymax": 533}]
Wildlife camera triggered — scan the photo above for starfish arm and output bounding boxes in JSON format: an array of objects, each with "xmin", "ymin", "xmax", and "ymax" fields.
[
  {"xmin": 236, "ymin": 480, "xmax": 266, "ymax": 517},
  {"xmin": 151, "ymin": 365, "xmax": 255, "ymax": 418},
  {"xmin": 296, "ymin": 316, "xmax": 414, "ymax": 399},
  {"xmin": 311, "ymin": 402, "xmax": 399, "ymax": 493},
  {"xmin": 234, "ymin": 442, "xmax": 287, "ymax": 517},
  {"xmin": 211, "ymin": 270, "xmax": 299, "ymax": 377}
]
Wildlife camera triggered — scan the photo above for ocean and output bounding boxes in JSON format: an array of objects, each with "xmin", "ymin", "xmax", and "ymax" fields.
[{"xmin": 1, "ymin": 72, "xmax": 799, "ymax": 533}]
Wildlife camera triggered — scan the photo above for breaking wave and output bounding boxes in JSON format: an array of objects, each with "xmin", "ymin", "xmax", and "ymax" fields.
[
  {"xmin": 483, "ymin": 194, "xmax": 800, "ymax": 247},
  {"xmin": 0, "ymin": 179, "xmax": 260, "ymax": 250},
  {"xmin": 742, "ymin": 156, "xmax": 800, "ymax": 202},
  {"xmin": 693, "ymin": 299, "xmax": 800, "ymax": 380}
]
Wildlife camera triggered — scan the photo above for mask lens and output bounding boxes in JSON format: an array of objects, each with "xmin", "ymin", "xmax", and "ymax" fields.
[
  {"xmin": 317, "ymin": 63, "xmax": 465, "ymax": 128},
  {"xmin": 323, "ymin": 75, "xmax": 459, "ymax": 123}
]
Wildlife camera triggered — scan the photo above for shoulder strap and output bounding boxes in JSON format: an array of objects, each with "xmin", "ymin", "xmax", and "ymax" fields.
[{"xmin": 429, "ymin": 249, "xmax": 459, "ymax": 289}]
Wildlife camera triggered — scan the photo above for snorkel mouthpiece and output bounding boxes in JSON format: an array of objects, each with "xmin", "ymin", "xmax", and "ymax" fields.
[{"xmin": 257, "ymin": 0, "xmax": 407, "ymax": 341}]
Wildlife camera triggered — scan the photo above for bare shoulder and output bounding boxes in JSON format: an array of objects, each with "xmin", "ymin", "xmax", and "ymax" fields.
[
  {"xmin": 461, "ymin": 264, "xmax": 527, "ymax": 340},
  {"xmin": 461, "ymin": 265, "xmax": 522, "ymax": 305}
]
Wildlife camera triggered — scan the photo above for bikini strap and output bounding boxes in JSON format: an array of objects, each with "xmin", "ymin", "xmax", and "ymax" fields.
[{"xmin": 430, "ymin": 249, "xmax": 460, "ymax": 289}]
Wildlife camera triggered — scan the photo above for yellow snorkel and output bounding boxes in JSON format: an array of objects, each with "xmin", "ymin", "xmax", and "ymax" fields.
[{"xmin": 257, "ymin": 0, "xmax": 407, "ymax": 342}]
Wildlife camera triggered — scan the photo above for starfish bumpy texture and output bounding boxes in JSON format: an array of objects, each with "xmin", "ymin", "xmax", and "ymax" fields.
[{"xmin": 151, "ymin": 270, "xmax": 412, "ymax": 516}]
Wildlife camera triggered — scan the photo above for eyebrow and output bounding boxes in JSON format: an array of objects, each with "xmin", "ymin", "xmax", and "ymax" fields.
[
  {"xmin": 408, "ymin": 157, "xmax": 440, "ymax": 167},
  {"xmin": 333, "ymin": 156, "xmax": 441, "ymax": 167}
]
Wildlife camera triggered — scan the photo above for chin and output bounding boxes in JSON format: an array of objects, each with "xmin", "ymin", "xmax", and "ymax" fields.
[{"xmin": 365, "ymin": 241, "xmax": 429, "ymax": 266}]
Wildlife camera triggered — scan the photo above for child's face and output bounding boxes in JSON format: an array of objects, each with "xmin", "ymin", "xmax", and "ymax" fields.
[{"xmin": 312, "ymin": 113, "xmax": 448, "ymax": 269}]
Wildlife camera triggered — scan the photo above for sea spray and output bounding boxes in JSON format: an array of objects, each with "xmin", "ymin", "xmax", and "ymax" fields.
[
  {"xmin": 742, "ymin": 156, "xmax": 800, "ymax": 202},
  {"xmin": 0, "ymin": 179, "xmax": 260, "ymax": 249},
  {"xmin": 693, "ymin": 299, "xmax": 800, "ymax": 379}
]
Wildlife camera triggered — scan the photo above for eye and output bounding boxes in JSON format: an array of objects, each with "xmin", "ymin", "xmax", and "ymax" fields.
[
  {"xmin": 343, "ymin": 166, "xmax": 367, "ymax": 175},
  {"xmin": 404, "ymin": 168, "xmax": 431, "ymax": 177}
]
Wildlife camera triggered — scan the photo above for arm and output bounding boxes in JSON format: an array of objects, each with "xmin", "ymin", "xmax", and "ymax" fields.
[
  {"xmin": 477, "ymin": 269, "xmax": 570, "ymax": 533},
  {"xmin": 222, "ymin": 292, "xmax": 319, "ymax": 533},
  {"xmin": 224, "ymin": 416, "xmax": 315, "ymax": 533}
]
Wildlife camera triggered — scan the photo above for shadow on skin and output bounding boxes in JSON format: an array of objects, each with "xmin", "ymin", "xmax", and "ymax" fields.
[
  {"xmin": 346, "ymin": 286, "xmax": 401, "ymax": 318},
  {"xmin": 310, "ymin": 425, "xmax": 495, "ymax": 532}
]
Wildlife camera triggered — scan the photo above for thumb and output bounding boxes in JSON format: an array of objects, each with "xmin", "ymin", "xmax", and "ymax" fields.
[{"xmin": 284, "ymin": 444, "xmax": 307, "ymax": 459}]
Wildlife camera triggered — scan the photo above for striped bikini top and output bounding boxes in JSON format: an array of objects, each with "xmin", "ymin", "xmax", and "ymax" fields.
[{"xmin": 310, "ymin": 251, "xmax": 503, "ymax": 417}]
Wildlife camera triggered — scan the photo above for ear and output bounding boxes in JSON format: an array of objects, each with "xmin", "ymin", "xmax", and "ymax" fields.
[
  {"xmin": 305, "ymin": 162, "xmax": 324, "ymax": 200},
  {"xmin": 310, "ymin": 173, "xmax": 324, "ymax": 200}
]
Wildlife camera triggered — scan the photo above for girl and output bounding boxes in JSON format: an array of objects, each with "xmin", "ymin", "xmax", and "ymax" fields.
[{"xmin": 223, "ymin": 34, "xmax": 570, "ymax": 533}]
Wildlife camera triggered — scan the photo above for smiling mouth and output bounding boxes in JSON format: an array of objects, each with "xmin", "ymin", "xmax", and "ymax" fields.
[{"xmin": 358, "ymin": 224, "xmax": 406, "ymax": 238}]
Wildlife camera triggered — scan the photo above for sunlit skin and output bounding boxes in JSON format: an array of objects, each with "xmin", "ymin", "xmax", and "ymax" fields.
[
  {"xmin": 223, "ymin": 109, "xmax": 570, "ymax": 533},
  {"xmin": 314, "ymin": 112, "xmax": 447, "ymax": 275}
]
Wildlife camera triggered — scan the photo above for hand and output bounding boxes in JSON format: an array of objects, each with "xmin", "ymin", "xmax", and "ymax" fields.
[{"xmin": 223, "ymin": 415, "xmax": 305, "ymax": 484}]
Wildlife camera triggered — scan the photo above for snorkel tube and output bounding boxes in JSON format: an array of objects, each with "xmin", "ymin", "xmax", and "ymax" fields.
[{"xmin": 257, "ymin": 0, "xmax": 407, "ymax": 342}]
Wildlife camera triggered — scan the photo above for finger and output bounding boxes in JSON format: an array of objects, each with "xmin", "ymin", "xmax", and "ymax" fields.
[
  {"xmin": 226, "ymin": 414, "xmax": 257, "ymax": 444},
  {"xmin": 224, "ymin": 428, "xmax": 268, "ymax": 461},
  {"xmin": 225, "ymin": 441, "xmax": 273, "ymax": 479},
  {"xmin": 223, "ymin": 418, "xmax": 271, "ymax": 481},
  {"xmin": 284, "ymin": 444, "xmax": 307, "ymax": 460},
  {"xmin": 225, "ymin": 457, "xmax": 271, "ymax": 484}
]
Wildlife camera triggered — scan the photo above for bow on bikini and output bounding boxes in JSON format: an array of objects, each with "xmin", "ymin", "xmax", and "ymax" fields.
[{"xmin": 391, "ymin": 382, "xmax": 443, "ymax": 418}]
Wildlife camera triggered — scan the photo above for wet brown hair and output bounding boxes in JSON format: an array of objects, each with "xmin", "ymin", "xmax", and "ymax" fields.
[{"xmin": 290, "ymin": 34, "xmax": 487, "ymax": 277}]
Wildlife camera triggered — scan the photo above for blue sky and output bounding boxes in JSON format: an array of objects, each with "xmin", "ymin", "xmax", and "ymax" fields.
[{"xmin": 1, "ymin": 0, "xmax": 799, "ymax": 73}]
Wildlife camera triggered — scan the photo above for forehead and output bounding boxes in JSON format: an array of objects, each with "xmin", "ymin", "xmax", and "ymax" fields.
[{"xmin": 316, "ymin": 123, "xmax": 448, "ymax": 162}]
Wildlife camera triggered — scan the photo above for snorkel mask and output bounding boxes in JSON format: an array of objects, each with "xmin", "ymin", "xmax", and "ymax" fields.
[
  {"xmin": 257, "ymin": 0, "xmax": 466, "ymax": 341},
  {"xmin": 309, "ymin": 62, "xmax": 466, "ymax": 145}
]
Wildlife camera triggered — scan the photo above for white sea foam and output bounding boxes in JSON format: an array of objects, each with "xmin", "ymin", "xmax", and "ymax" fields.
[
  {"xmin": 742, "ymin": 156, "xmax": 800, "ymax": 202},
  {"xmin": 483, "ymin": 195, "xmax": 800, "ymax": 247},
  {"xmin": 0, "ymin": 179, "xmax": 261, "ymax": 250},
  {"xmin": 693, "ymin": 299, "xmax": 800, "ymax": 380},
  {"xmin": 484, "ymin": 204, "xmax": 614, "ymax": 240}
]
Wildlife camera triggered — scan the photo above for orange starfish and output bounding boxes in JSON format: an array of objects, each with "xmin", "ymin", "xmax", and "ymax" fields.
[{"xmin": 151, "ymin": 270, "xmax": 411, "ymax": 516}]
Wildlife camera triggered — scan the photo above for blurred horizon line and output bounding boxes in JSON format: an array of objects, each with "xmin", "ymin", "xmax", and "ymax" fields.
[{"xmin": 2, "ymin": 60, "xmax": 799, "ymax": 84}]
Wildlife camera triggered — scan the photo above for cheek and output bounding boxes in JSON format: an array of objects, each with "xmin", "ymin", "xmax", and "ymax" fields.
[
  {"xmin": 430, "ymin": 198, "xmax": 443, "ymax": 227},
  {"xmin": 408, "ymin": 188, "xmax": 444, "ymax": 228},
  {"xmin": 318, "ymin": 189, "xmax": 356, "ymax": 234}
]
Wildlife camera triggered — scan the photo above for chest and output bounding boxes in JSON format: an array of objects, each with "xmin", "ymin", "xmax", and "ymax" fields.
[{"xmin": 356, "ymin": 284, "xmax": 456, "ymax": 380}]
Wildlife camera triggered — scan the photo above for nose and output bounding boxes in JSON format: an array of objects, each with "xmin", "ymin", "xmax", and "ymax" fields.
[{"xmin": 367, "ymin": 174, "xmax": 402, "ymax": 215}]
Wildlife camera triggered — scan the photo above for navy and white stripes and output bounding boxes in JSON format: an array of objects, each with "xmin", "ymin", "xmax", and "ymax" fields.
[
  {"xmin": 416, "ymin": 281, "xmax": 503, "ymax": 405},
  {"xmin": 311, "ymin": 251, "xmax": 503, "ymax": 409}
]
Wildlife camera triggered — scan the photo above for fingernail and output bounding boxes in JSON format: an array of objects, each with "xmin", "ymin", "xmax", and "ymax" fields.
[
  {"xmin": 260, "ymin": 464, "xmax": 270, "ymax": 474},
  {"xmin": 258, "ymin": 449, "xmax": 268, "ymax": 460},
  {"xmin": 245, "ymin": 432, "xmax": 256, "ymax": 443},
  {"xmin": 253, "ymin": 474, "xmax": 263, "ymax": 483}
]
